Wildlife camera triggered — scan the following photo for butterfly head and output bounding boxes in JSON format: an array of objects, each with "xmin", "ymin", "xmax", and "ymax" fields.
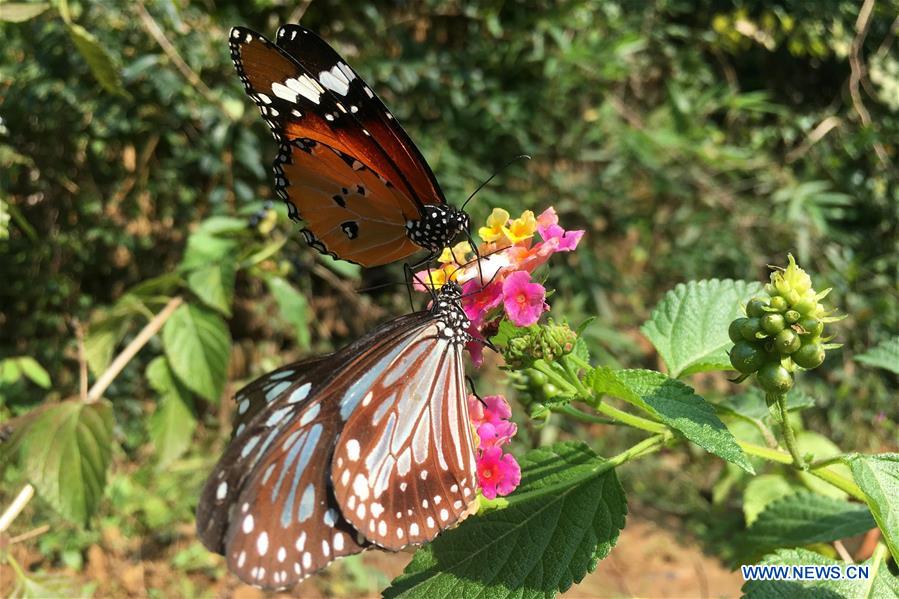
[{"xmin": 406, "ymin": 205, "xmax": 470, "ymax": 253}]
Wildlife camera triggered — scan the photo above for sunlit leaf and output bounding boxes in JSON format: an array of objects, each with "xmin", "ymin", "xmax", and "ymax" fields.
[
  {"xmin": 162, "ymin": 303, "xmax": 230, "ymax": 403},
  {"xmin": 147, "ymin": 357, "xmax": 196, "ymax": 469},
  {"xmin": 65, "ymin": 23, "xmax": 130, "ymax": 98},
  {"xmin": 20, "ymin": 399, "xmax": 114, "ymax": 525}
]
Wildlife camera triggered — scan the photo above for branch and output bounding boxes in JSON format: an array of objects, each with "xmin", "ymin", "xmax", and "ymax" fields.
[
  {"xmin": 86, "ymin": 296, "xmax": 183, "ymax": 402},
  {"xmin": 849, "ymin": 0, "xmax": 892, "ymax": 169},
  {"xmin": 0, "ymin": 485, "xmax": 34, "ymax": 533}
]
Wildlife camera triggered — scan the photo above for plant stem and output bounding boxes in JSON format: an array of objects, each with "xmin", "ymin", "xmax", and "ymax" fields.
[
  {"xmin": 595, "ymin": 402, "xmax": 669, "ymax": 434},
  {"xmin": 554, "ymin": 405, "xmax": 618, "ymax": 426},
  {"xmin": 0, "ymin": 484, "xmax": 35, "ymax": 533},
  {"xmin": 738, "ymin": 440, "xmax": 866, "ymax": 502},
  {"xmin": 87, "ymin": 296, "xmax": 183, "ymax": 403},
  {"xmin": 775, "ymin": 393, "xmax": 807, "ymax": 469}
]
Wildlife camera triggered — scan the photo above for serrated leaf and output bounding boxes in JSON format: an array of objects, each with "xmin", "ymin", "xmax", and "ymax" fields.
[
  {"xmin": 146, "ymin": 357, "xmax": 196, "ymax": 469},
  {"xmin": 187, "ymin": 260, "xmax": 236, "ymax": 316},
  {"xmin": 744, "ymin": 492, "xmax": 875, "ymax": 555},
  {"xmin": 384, "ymin": 441, "xmax": 627, "ymax": 599},
  {"xmin": 742, "ymin": 547, "xmax": 899, "ymax": 598},
  {"xmin": 162, "ymin": 303, "xmax": 230, "ymax": 403},
  {"xmin": 0, "ymin": 3, "xmax": 50, "ymax": 22},
  {"xmin": 855, "ymin": 337, "xmax": 899, "ymax": 375},
  {"xmin": 795, "ymin": 432, "xmax": 852, "ymax": 500},
  {"xmin": 19, "ymin": 399, "xmax": 114, "ymax": 525},
  {"xmin": 65, "ymin": 23, "xmax": 130, "ymax": 98},
  {"xmin": 266, "ymin": 276, "xmax": 310, "ymax": 349},
  {"xmin": 589, "ymin": 368, "xmax": 754, "ymax": 473},
  {"xmin": 640, "ymin": 279, "xmax": 763, "ymax": 378},
  {"xmin": 743, "ymin": 474, "xmax": 801, "ymax": 526},
  {"xmin": 847, "ymin": 453, "xmax": 899, "ymax": 563}
]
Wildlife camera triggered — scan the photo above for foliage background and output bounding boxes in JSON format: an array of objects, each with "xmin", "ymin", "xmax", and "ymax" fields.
[{"xmin": 1, "ymin": 0, "xmax": 897, "ymax": 596}]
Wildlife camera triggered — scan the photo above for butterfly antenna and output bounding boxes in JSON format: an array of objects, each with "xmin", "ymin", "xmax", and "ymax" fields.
[
  {"xmin": 460, "ymin": 154, "xmax": 531, "ymax": 211},
  {"xmin": 465, "ymin": 376, "xmax": 487, "ymax": 407},
  {"xmin": 463, "ymin": 230, "xmax": 485, "ymax": 286}
]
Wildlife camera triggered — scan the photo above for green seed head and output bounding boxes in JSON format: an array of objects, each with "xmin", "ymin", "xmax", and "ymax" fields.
[
  {"xmin": 774, "ymin": 329, "xmax": 801, "ymax": 354},
  {"xmin": 757, "ymin": 362, "xmax": 794, "ymax": 394},
  {"xmin": 761, "ymin": 313, "xmax": 785, "ymax": 335},
  {"xmin": 793, "ymin": 343, "xmax": 826, "ymax": 369}
]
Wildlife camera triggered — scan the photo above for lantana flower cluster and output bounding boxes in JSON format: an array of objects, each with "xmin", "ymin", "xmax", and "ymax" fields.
[
  {"xmin": 467, "ymin": 394, "xmax": 520, "ymax": 499},
  {"xmin": 415, "ymin": 207, "xmax": 584, "ymax": 366},
  {"xmin": 423, "ymin": 207, "xmax": 583, "ymax": 502}
]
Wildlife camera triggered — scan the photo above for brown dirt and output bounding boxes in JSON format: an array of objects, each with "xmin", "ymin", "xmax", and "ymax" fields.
[{"xmin": 2, "ymin": 515, "xmax": 743, "ymax": 598}]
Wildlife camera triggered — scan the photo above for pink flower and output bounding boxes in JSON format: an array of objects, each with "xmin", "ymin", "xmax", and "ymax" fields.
[
  {"xmin": 536, "ymin": 207, "xmax": 584, "ymax": 252},
  {"xmin": 461, "ymin": 279, "xmax": 502, "ymax": 328},
  {"xmin": 468, "ymin": 394, "xmax": 513, "ymax": 427},
  {"xmin": 476, "ymin": 446, "xmax": 521, "ymax": 499},
  {"xmin": 502, "ymin": 271, "xmax": 547, "ymax": 326},
  {"xmin": 476, "ymin": 421, "xmax": 518, "ymax": 448}
]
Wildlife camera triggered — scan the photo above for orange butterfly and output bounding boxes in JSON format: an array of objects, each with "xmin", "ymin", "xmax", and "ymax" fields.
[{"xmin": 230, "ymin": 25, "xmax": 471, "ymax": 267}]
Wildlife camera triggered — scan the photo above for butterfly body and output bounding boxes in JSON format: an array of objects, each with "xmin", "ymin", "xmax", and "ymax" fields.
[
  {"xmin": 230, "ymin": 25, "xmax": 471, "ymax": 267},
  {"xmin": 196, "ymin": 283, "xmax": 477, "ymax": 589}
]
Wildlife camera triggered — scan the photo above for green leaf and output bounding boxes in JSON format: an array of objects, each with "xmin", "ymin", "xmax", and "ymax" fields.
[
  {"xmin": 590, "ymin": 368, "xmax": 754, "ymax": 473},
  {"xmin": 180, "ymin": 232, "xmax": 237, "ymax": 271},
  {"xmin": 717, "ymin": 388, "xmax": 815, "ymax": 422},
  {"xmin": 196, "ymin": 216, "xmax": 249, "ymax": 235},
  {"xmin": 19, "ymin": 399, "xmax": 114, "ymax": 525},
  {"xmin": 744, "ymin": 492, "xmax": 875, "ymax": 555},
  {"xmin": 384, "ymin": 441, "xmax": 627, "ymax": 599},
  {"xmin": 743, "ymin": 474, "xmax": 801, "ymax": 526},
  {"xmin": 0, "ymin": 3, "xmax": 50, "ymax": 22},
  {"xmin": 146, "ymin": 357, "xmax": 196, "ymax": 469},
  {"xmin": 742, "ymin": 547, "xmax": 899, "ymax": 598},
  {"xmin": 640, "ymin": 279, "xmax": 763, "ymax": 378},
  {"xmin": 65, "ymin": 23, "xmax": 130, "ymax": 98},
  {"xmin": 847, "ymin": 453, "xmax": 899, "ymax": 563},
  {"xmin": 266, "ymin": 276, "xmax": 311, "ymax": 349},
  {"xmin": 187, "ymin": 260, "xmax": 236, "ymax": 316},
  {"xmin": 318, "ymin": 253, "xmax": 361, "ymax": 279},
  {"xmin": 855, "ymin": 337, "xmax": 899, "ymax": 375},
  {"xmin": 795, "ymin": 432, "xmax": 852, "ymax": 500},
  {"xmin": 162, "ymin": 303, "xmax": 230, "ymax": 403}
]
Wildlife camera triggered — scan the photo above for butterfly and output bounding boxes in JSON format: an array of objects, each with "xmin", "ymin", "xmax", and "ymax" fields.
[
  {"xmin": 196, "ymin": 282, "xmax": 479, "ymax": 589},
  {"xmin": 229, "ymin": 25, "xmax": 471, "ymax": 268}
]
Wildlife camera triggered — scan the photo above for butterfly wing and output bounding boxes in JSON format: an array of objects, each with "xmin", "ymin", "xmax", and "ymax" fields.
[
  {"xmin": 330, "ymin": 323, "xmax": 478, "ymax": 550},
  {"xmin": 274, "ymin": 24, "xmax": 446, "ymax": 207},
  {"xmin": 230, "ymin": 27, "xmax": 436, "ymax": 267},
  {"xmin": 197, "ymin": 357, "xmax": 369, "ymax": 590},
  {"xmin": 274, "ymin": 138, "xmax": 420, "ymax": 266},
  {"xmin": 197, "ymin": 311, "xmax": 468, "ymax": 589}
]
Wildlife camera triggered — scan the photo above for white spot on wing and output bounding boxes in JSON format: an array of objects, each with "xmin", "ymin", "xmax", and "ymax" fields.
[{"xmin": 346, "ymin": 439, "xmax": 360, "ymax": 461}]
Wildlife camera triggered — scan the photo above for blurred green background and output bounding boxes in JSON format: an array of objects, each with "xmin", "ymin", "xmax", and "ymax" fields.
[{"xmin": 2, "ymin": 0, "xmax": 897, "ymax": 596}]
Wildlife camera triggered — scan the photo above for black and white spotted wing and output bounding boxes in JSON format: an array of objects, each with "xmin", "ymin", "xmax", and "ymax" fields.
[{"xmin": 196, "ymin": 283, "xmax": 477, "ymax": 590}]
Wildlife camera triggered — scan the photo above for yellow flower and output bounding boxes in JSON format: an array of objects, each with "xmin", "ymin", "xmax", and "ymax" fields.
[
  {"xmin": 419, "ymin": 267, "xmax": 448, "ymax": 290},
  {"xmin": 505, "ymin": 210, "xmax": 536, "ymax": 243},
  {"xmin": 437, "ymin": 241, "xmax": 474, "ymax": 266},
  {"xmin": 478, "ymin": 208, "xmax": 510, "ymax": 242}
]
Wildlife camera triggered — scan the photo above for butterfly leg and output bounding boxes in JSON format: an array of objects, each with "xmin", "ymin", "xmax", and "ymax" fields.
[
  {"xmin": 465, "ymin": 376, "xmax": 488, "ymax": 407},
  {"xmin": 464, "ymin": 230, "xmax": 485, "ymax": 286}
]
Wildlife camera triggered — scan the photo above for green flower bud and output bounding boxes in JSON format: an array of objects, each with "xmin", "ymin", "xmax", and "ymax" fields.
[
  {"xmin": 774, "ymin": 329, "xmax": 801, "ymax": 354},
  {"xmin": 793, "ymin": 297, "xmax": 817, "ymax": 315},
  {"xmin": 729, "ymin": 318, "xmax": 748, "ymax": 343},
  {"xmin": 798, "ymin": 317, "xmax": 823, "ymax": 337},
  {"xmin": 757, "ymin": 363, "xmax": 794, "ymax": 394},
  {"xmin": 746, "ymin": 297, "xmax": 769, "ymax": 318},
  {"xmin": 768, "ymin": 296, "xmax": 788, "ymax": 312},
  {"xmin": 740, "ymin": 317, "xmax": 763, "ymax": 341},
  {"xmin": 730, "ymin": 341, "xmax": 767, "ymax": 374},
  {"xmin": 501, "ymin": 320, "xmax": 577, "ymax": 369},
  {"xmin": 761, "ymin": 313, "xmax": 785, "ymax": 335},
  {"xmin": 793, "ymin": 343, "xmax": 825, "ymax": 369},
  {"xmin": 770, "ymin": 254, "xmax": 813, "ymax": 297},
  {"xmin": 785, "ymin": 310, "xmax": 801, "ymax": 324}
]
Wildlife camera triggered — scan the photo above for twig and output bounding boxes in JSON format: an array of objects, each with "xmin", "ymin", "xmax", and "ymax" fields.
[
  {"xmin": 833, "ymin": 540, "xmax": 854, "ymax": 564},
  {"xmin": 786, "ymin": 116, "xmax": 843, "ymax": 163},
  {"xmin": 86, "ymin": 296, "xmax": 183, "ymax": 403},
  {"xmin": 0, "ymin": 485, "xmax": 34, "ymax": 533},
  {"xmin": 8, "ymin": 524, "xmax": 50, "ymax": 545},
  {"xmin": 135, "ymin": 3, "xmax": 227, "ymax": 113},
  {"xmin": 849, "ymin": 0, "xmax": 892, "ymax": 169}
]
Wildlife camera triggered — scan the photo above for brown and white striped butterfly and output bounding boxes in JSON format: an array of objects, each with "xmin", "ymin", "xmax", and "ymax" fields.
[{"xmin": 196, "ymin": 283, "xmax": 478, "ymax": 589}]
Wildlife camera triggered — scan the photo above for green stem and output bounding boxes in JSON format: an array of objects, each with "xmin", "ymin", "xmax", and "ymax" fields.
[
  {"xmin": 554, "ymin": 405, "xmax": 618, "ymax": 425},
  {"xmin": 531, "ymin": 361, "xmax": 578, "ymax": 396},
  {"xmin": 500, "ymin": 433, "xmax": 671, "ymax": 508},
  {"xmin": 738, "ymin": 440, "xmax": 866, "ymax": 502},
  {"xmin": 595, "ymin": 402, "xmax": 669, "ymax": 434},
  {"xmin": 775, "ymin": 393, "xmax": 806, "ymax": 469}
]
